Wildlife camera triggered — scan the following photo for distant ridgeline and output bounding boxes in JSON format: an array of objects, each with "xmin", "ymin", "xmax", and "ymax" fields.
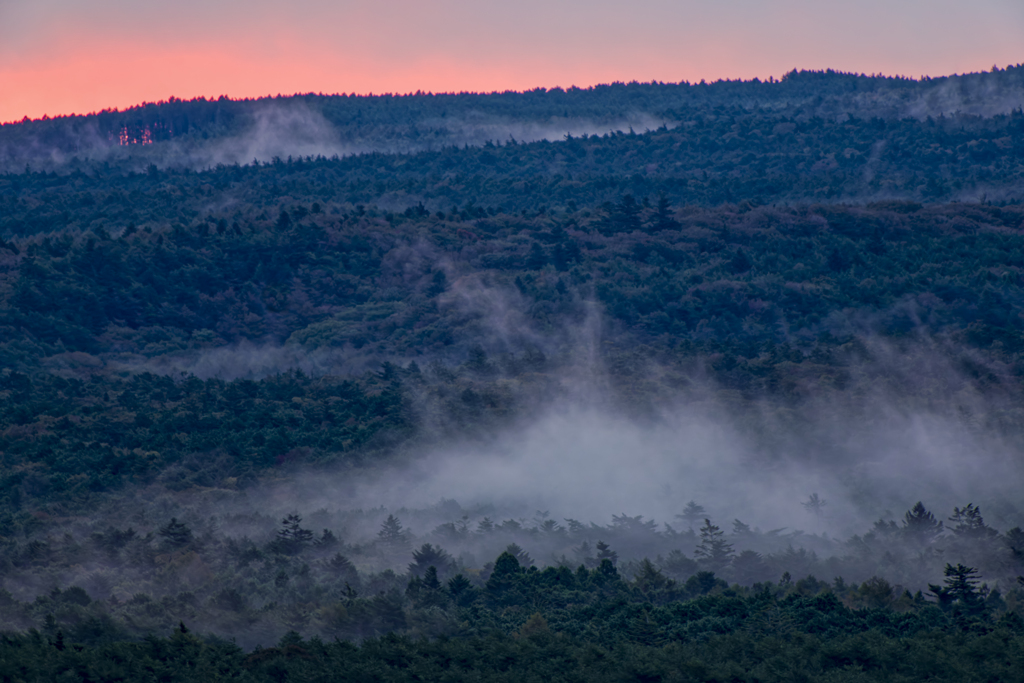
[{"xmin": 0, "ymin": 67, "xmax": 1022, "ymax": 203}]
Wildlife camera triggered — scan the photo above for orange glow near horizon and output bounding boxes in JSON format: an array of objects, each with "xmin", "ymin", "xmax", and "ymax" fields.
[{"xmin": 2, "ymin": 0, "xmax": 1023, "ymax": 123}]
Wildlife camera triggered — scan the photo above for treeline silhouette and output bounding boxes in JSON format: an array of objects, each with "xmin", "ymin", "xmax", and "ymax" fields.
[{"xmin": 3, "ymin": 65, "xmax": 1023, "ymax": 172}]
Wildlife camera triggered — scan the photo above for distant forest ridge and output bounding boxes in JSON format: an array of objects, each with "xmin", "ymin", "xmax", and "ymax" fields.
[
  {"xmin": 6, "ymin": 66, "xmax": 1024, "ymax": 125},
  {"xmin": 2, "ymin": 66, "xmax": 1023, "ymax": 173}
]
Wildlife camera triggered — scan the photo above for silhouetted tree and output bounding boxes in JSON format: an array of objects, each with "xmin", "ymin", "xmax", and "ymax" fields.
[
  {"xmin": 695, "ymin": 519, "xmax": 734, "ymax": 572},
  {"xmin": 930, "ymin": 563, "xmax": 988, "ymax": 624},
  {"xmin": 948, "ymin": 504, "xmax": 996, "ymax": 540},
  {"xmin": 633, "ymin": 558, "xmax": 670, "ymax": 593},
  {"xmin": 661, "ymin": 550, "xmax": 699, "ymax": 580},
  {"xmin": 613, "ymin": 194, "xmax": 642, "ymax": 232},
  {"xmin": 409, "ymin": 543, "xmax": 455, "ymax": 579},
  {"xmin": 653, "ymin": 193, "xmax": 677, "ymax": 232},
  {"xmin": 902, "ymin": 502, "xmax": 943, "ymax": 546},
  {"xmin": 732, "ymin": 550, "xmax": 770, "ymax": 585},
  {"xmin": 378, "ymin": 515, "xmax": 408, "ymax": 549},
  {"xmin": 677, "ymin": 501, "xmax": 706, "ymax": 531},
  {"xmin": 486, "ymin": 551, "xmax": 523, "ymax": 595},
  {"xmin": 594, "ymin": 540, "xmax": 618, "ymax": 567},
  {"xmin": 504, "ymin": 543, "xmax": 534, "ymax": 568},
  {"xmin": 274, "ymin": 514, "xmax": 314, "ymax": 555},
  {"xmin": 732, "ymin": 519, "xmax": 753, "ymax": 536}
]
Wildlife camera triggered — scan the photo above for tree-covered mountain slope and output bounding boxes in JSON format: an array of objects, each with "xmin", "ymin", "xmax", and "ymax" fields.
[{"xmin": 1, "ymin": 70, "xmax": 1024, "ymax": 669}]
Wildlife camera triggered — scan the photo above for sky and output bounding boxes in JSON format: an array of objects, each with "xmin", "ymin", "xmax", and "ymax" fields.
[{"xmin": 1, "ymin": 0, "xmax": 1022, "ymax": 123}]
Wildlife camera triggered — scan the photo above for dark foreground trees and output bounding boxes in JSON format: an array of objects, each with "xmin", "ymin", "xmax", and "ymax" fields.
[{"xmin": 3, "ymin": 560, "xmax": 1024, "ymax": 683}]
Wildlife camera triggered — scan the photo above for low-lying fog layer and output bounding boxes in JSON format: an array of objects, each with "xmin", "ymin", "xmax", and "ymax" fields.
[
  {"xmin": 269, "ymin": 398, "xmax": 1023, "ymax": 542},
  {"xmin": 4, "ymin": 341, "xmax": 1023, "ymax": 647},
  {"xmin": 0, "ymin": 102, "xmax": 677, "ymax": 173},
  {"xmin": 89, "ymin": 331, "xmax": 1024, "ymax": 553}
]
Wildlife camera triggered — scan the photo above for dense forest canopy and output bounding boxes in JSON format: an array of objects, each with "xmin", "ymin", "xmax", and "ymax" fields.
[
  {"xmin": 1, "ymin": 68, "xmax": 1024, "ymax": 676},
  {"xmin": 2, "ymin": 66, "xmax": 1024, "ymax": 182}
]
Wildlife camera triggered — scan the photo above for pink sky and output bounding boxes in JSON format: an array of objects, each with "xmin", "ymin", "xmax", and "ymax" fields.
[{"xmin": 2, "ymin": 0, "xmax": 1022, "ymax": 123}]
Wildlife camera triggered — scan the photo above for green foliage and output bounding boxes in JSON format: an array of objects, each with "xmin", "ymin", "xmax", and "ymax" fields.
[
  {"xmin": 0, "ymin": 542, "xmax": 1021, "ymax": 681},
  {"xmin": 0, "ymin": 369, "xmax": 409, "ymax": 515},
  {"xmin": 2, "ymin": 70, "xmax": 1024, "ymax": 678}
]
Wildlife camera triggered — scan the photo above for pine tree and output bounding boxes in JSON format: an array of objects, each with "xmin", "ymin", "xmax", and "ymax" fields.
[
  {"xmin": 422, "ymin": 566, "xmax": 441, "ymax": 591},
  {"xmin": 732, "ymin": 550, "xmax": 769, "ymax": 585},
  {"xmin": 695, "ymin": 519, "xmax": 734, "ymax": 572},
  {"xmin": 447, "ymin": 574, "xmax": 472, "ymax": 599},
  {"xmin": 328, "ymin": 552, "xmax": 359, "ymax": 584},
  {"xmin": 948, "ymin": 504, "xmax": 996, "ymax": 539},
  {"xmin": 486, "ymin": 551, "xmax": 523, "ymax": 594},
  {"xmin": 409, "ymin": 543, "xmax": 455, "ymax": 578},
  {"xmin": 274, "ymin": 514, "xmax": 314, "ymax": 555},
  {"xmin": 902, "ymin": 502, "xmax": 943, "ymax": 545},
  {"xmin": 504, "ymin": 543, "xmax": 535, "ymax": 568},
  {"xmin": 378, "ymin": 514, "xmax": 408, "ymax": 549},
  {"xmin": 732, "ymin": 519, "xmax": 753, "ymax": 536},
  {"xmin": 615, "ymin": 194, "xmax": 642, "ymax": 232},
  {"xmin": 595, "ymin": 541, "xmax": 618, "ymax": 566},
  {"xmin": 677, "ymin": 501, "xmax": 706, "ymax": 531},
  {"xmin": 929, "ymin": 563, "xmax": 988, "ymax": 623},
  {"xmin": 633, "ymin": 558, "xmax": 669, "ymax": 593},
  {"xmin": 654, "ymin": 193, "xmax": 677, "ymax": 232},
  {"xmin": 944, "ymin": 563, "xmax": 982, "ymax": 603},
  {"xmin": 661, "ymin": 550, "xmax": 699, "ymax": 580}
]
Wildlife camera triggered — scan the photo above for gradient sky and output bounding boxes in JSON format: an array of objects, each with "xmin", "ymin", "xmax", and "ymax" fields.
[{"xmin": 1, "ymin": 0, "xmax": 1022, "ymax": 123}]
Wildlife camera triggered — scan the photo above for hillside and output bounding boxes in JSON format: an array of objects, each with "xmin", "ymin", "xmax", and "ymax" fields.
[{"xmin": 0, "ymin": 70, "xmax": 1023, "ymax": 665}]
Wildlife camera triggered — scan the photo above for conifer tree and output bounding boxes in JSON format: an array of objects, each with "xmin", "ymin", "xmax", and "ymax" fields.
[
  {"xmin": 677, "ymin": 501, "xmax": 706, "ymax": 532},
  {"xmin": 409, "ymin": 543, "xmax": 455, "ymax": 578},
  {"xmin": 695, "ymin": 519, "xmax": 734, "ymax": 572},
  {"xmin": 595, "ymin": 541, "xmax": 618, "ymax": 566},
  {"xmin": 653, "ymin": 193, "xmax": 677, "ymax": 232},
  {"xmin": 902, "ymin": 502, "xmax": 943, "ymax": 545},
  {"xmin": 274, "ymin": 514, "xmax": 314, "ymax": 555},
  {"xmin": 948, "ymin": 504, "xmax": 996, "ymax": 539},
  {"xmin": 378, "ymin": 514, "xmax": 408, "ymax": 549}
]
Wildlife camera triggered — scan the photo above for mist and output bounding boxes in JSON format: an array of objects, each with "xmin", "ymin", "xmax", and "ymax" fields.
[
  {"xmin": 0, "ymin": 100, "xmax": 678, "ymax": 173},
  {"xmin": 5, "ymin": 324, "xmax": 1024, "ymax": 646},
  {"xmin": 251, "ymin": 338, "xmax": 1024, "ymax": 542},
  {"xmin": 63, "ymin": 276, "xmax": 1024, "ymax": 538}
]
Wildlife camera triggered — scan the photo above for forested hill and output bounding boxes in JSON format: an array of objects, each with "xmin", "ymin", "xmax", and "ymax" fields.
[
  {"xmin": 2, "ymin": 68, "xmax": 1024, "ymax": 673},
  {"xmin": 4, "ymin": 196, "xmax": 1024, "ymax": 518},
  {"xmin": 0, "ymin": 69, "xmax": 1023, "ymax": 522},
  {"xmin": 2, "ymin": 99, "xmax": 1024, "ymax": 241},
  {"xmin": 1, "ymin": 66, "xmax": 1023, "ymax": 176}
]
